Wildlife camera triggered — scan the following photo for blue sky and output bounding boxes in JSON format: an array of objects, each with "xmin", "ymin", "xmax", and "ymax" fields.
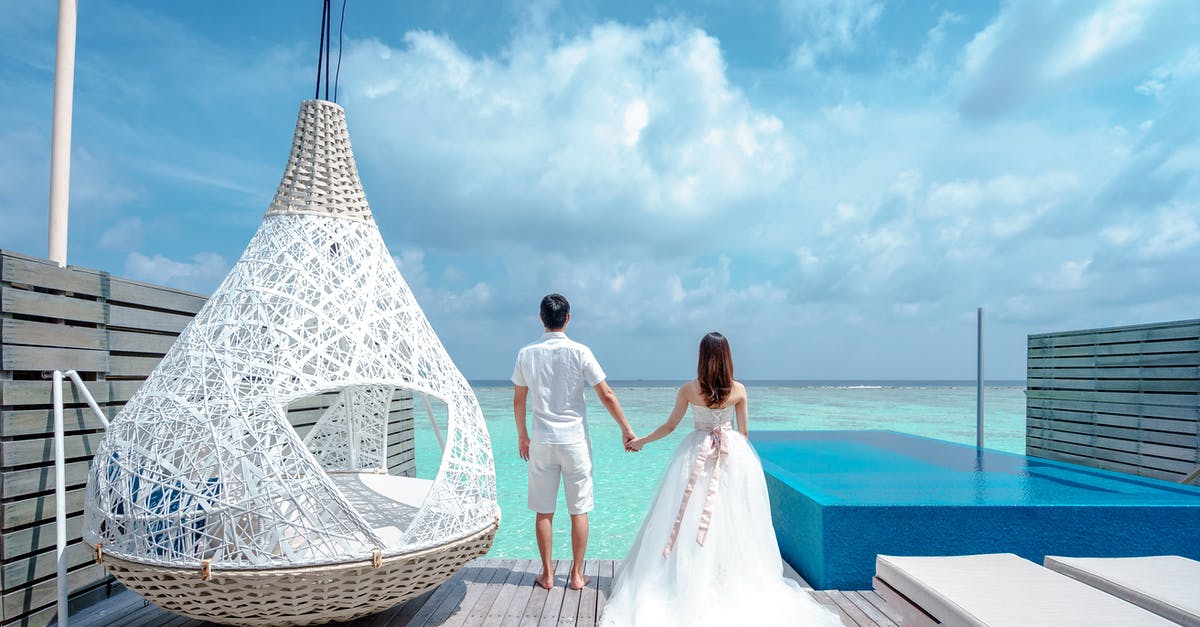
[{"xmin": 2, "ymin": 1, "xmax": 1198, "ymax": 380}]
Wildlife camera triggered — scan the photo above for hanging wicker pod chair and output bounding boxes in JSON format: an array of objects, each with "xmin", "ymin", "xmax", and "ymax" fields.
[{"xmin": 82, "ymin": 99, "xmax": 500, "ymax": 626}]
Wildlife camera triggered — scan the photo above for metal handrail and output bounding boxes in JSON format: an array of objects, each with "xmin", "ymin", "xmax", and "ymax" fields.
[
  {"xmin": 53, "ymin": 369, "xmax": 110, "ymax": 627},
  {"xmin": 419, "ymin": 392, "xmax": 445, "ymax": 451}
]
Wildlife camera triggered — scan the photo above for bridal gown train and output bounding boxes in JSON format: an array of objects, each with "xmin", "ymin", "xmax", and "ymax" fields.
[{"xmin": 599, "ymin": 405, "xmax": 841, "ymax": 626}]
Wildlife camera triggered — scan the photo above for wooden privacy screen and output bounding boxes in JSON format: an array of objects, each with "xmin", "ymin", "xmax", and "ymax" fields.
[
  {"xmin": 1027, "ymin": 318, "xmax": 1200, "ymax": 482},
  {"xmin": 0, "ymin": 250, "xmax": 416, "ymax": 627}
]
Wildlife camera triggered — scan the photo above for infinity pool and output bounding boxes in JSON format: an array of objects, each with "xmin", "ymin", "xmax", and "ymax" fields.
[{"xmin": 755, "ymin": 430, "xmax": 1200, "ymax": 590}]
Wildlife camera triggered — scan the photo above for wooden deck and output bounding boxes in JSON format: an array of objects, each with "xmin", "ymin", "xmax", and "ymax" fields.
[{"xmin": 69, "ymin": 559, "xmax": 901, "ymax": 626}]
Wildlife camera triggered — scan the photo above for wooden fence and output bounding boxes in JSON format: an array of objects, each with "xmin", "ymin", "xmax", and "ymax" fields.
[
  {"xmin": 1026, "ymin": 319, "xmax": 1200, "ymax": 482},
  {"xmin": 0, "ymin": 250, "xmax": 416, "ymax": 627}
]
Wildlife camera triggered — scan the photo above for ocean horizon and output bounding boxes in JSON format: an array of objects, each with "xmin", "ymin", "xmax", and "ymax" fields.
[{"xmin": 470, "ymin": 379, "xmax": 1026, "ymax": 388}]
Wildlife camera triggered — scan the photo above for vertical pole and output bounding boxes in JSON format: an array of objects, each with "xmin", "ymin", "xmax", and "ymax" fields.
[
  {"xmin": 48, "ymin": 0, "xmax": 78, "ymax": 267},
  {"xmin": 344, "ymin": 390, "xmax": 358, "ymax": 469},
  {"xmin": 976, "ymin": 307, "xmax": 984, "ymax": 449},
  {"xmin": 52, "ymin": 371, "xmax": 69, "ymax": 626},
  {"xmin": 420, "ymin": 393, "xmax": 445, "ymax": 451}
]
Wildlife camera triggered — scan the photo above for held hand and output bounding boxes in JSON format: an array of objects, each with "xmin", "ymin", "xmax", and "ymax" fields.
[
  {"xmin": 622, "ymin": 430, "xmax": 637, "ymax": 452},
  {"xmin": 626, "ymin": 437, "xmax": 644, "ymax": 452},
  {"xmin": 519, "ymin": 435, "xmax": 530, "ymax": 462}
]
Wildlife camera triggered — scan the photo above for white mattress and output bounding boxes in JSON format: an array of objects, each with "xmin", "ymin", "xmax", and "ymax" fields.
[
  {"xmin": 875, "ymin": 553, "xmax": 1174, "ymax": 627},
  {"xmin": 328, "ymin": 473, "xmax": 433, "ymax": 547},
  {"xmin": 1045, "ymin": 555, "xmax": 1200, "ymax": 627}
]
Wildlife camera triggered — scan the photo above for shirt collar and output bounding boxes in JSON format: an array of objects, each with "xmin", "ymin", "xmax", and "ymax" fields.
[{"xmin": 541, "ymin": 331, "xmax": 568, "ymax": 340}]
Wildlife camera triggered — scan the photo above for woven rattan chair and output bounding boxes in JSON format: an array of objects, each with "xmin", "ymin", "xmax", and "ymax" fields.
[{"xmin": 82, "ymin": 100, "xmax": 499, "ymax": 626}]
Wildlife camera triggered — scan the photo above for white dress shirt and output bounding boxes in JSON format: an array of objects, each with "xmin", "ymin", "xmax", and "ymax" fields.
[{"xmin": 512, "ymin": 331, "xmax": 606, "ymax": 444}]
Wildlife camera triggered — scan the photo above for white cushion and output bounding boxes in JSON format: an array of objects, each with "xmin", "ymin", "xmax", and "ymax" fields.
[
  {"xmin": 1045, "ymin": 556, "xmax": 1200, "ymax": 627},
  {"xmin": 328, "ymin": 473, "xmax": 433, "ymax": 547},
  {"xmin": 875, "ymin": 553, "xmax": 1174, "ymax": 627}
]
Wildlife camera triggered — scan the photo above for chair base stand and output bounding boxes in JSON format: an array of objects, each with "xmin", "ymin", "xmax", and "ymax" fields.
[{"xmin": 90, "ymin": 520, "xmax": 498, "ymax": 626}]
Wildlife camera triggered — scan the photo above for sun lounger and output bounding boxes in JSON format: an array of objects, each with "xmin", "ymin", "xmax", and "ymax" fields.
[
  {"xmin": 873, "ymin": 553, "xmax": 1174, "ymax": 626},
  {"xmin": 1044, "ymin": 556, "xmax": 1200, "ymax": 627}
]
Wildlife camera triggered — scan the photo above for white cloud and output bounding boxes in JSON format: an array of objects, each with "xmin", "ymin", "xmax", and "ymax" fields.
[
  {"xmin": 441, "ymin": 265, "xmax": 465, "ymax": 281},
  {"xmin": 667, "ymin": 275, "xmax": 686, "ymax": 303},
  {"xmin": 99, "ymin": 217, "xmax": 144, "ymax": 250},
  {"xmin": 956, "ymin": 1, "xmax": 1195, "ymax": 118},
  {"xmin": 780, "ymin": 0, "xmax": 884, "ymax": 69},
  {"xmin": 915, "ymin": 12, "xmax": 964, "ymax": 74},
  {"xmin": 1140, "ymin": 209, "xmax": 1200, "ymax": 258},
  {"xmin": 123, "ymin": 252, "xmax": 227, "ymax": 293},
  {"xmin": 392, "ymin": 250, "xmax": 428, "ymax": 289},
  {"xmin": 442, "ymin": 282, "xmax": 493, "ymax": 313},
  {"xmin": 1101, "ymin": 224, "xmax": 1140, "ymax": 245},
  {"xmin": 1045, "ymin": 0, "xmax": 1150, "ymax": 79},
  {"xmin": 1035, "ymin": 258, "xmax": 1093, "ymax": 292},
  {"xmin": 0, "ymin": 130, "xmax": 49, "ymax": 253},
  {"xmin": 621, "ymin": 99, "xmax": 649, "ymax": 147},
  {"xmin": 342, "ymin": 21, "xmax": 794, "ymax": 254},
  {"xmin": 6, "ymin": 2, "xmax": 1197, "ymax": 380}
]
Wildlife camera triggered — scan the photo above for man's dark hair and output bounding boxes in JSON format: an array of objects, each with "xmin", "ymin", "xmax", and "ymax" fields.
[{"xmin": 540, "ymin": 293, "xmax": 570, "ymax": 330}]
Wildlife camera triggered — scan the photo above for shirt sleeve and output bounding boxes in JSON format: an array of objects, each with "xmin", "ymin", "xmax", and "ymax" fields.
[
  {"xmin": 581, "ymin": 347, "xmax": 606, "ymax": 387},
  {"xmin": 511, "ymin": 351, "xmax": 528, "ymax": 387}
]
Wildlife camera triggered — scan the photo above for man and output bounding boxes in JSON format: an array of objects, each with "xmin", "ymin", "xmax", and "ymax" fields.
[{"xmin": 513, "ymin": 293, "xmax": 636, "ymax": 590}]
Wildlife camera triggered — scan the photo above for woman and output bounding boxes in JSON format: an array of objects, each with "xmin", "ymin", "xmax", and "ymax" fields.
[{"xmin": 599, "ymin": 333, "xmax": 840, "ymax": 626}]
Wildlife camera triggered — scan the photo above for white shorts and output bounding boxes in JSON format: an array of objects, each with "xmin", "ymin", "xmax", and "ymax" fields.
[{"xmin": 527, "ymin": 440, "xmax": 593, "ymax": 515}]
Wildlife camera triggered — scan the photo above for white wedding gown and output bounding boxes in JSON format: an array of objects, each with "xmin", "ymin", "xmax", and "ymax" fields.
[{"xmin": 600, "ymin": 405, "xmax": 841, "ymax": 626}]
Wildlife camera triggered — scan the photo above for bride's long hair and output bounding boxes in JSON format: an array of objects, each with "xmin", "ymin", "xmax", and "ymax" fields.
[{"xmin": 697, "ymin": 332, "xmax": 734, "ymax": 408}]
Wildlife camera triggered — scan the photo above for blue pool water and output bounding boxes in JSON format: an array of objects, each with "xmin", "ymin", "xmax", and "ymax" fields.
[{"xmin": 756, "ymin": 431, "xmax": 1200, "ymax": 590}]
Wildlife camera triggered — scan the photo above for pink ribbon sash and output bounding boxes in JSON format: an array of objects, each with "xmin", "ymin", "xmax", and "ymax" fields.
[{"xmin": 663, "ymin": 423, "xmax": 732, "ymax": 558}]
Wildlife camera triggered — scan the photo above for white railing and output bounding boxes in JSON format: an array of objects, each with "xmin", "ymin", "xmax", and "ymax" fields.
[
  {"xmin": 52, "ymin": 369, "xmax": 110, "ymax": 627},
  {"xmin": 419, "ymin": 392, "xmax": 445, "ymax": 451}
]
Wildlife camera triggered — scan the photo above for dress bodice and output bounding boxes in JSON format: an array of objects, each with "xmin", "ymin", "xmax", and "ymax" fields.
[{"xmin": 691, "ymin": 404, "xmax": 735, "ymax": 431}]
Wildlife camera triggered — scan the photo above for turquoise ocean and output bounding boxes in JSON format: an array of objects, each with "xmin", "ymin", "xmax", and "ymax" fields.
[{"xmin": 413, "ymin": 381, "xmax": 1027, "ymax": 559}]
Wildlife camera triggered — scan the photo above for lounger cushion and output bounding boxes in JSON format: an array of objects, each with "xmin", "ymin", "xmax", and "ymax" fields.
[
  {"xmin": 875, "ymin": 553, "xmax": 1174, "ymax": 626},
  {"xmin": 329, "ymin": 473, "xmax": 433, "ymax": 547},
  {"xmin": 1045, "ymin": 556, "xmax": 1200, "ymax": 627}
]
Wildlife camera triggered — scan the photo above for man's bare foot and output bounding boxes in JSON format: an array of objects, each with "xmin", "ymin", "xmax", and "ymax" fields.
[
  {"xmin": 535, "ymin": 573, "xmax": 555, "ymax": 590},
  {"xmin": 568, "ymin": 573, "xmax": 591, "ymax": 590}
]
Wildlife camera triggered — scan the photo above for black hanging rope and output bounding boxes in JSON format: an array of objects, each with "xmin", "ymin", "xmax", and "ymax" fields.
[
  {"xmin": 314, "ymin": 0, "xmax": 348, "ymax": 103},
  {"xmin": 323, "ymin": 0, "xmax": 332, "ymax": 100},
  {"xmin": 314, "ymin": 0, "xmax": 328, "ymax": 99},
  {"xmin": 334, "ymin": 0, "xmax": 347, "ymax": 102}
]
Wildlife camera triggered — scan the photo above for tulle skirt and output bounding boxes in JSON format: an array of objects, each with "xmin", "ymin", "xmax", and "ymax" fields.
[{"xmin": 599, "ymin": 429, "xmax": 841, "ymax": 626}]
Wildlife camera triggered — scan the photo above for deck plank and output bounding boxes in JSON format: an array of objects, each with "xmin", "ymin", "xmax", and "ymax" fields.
[
  {"xmin": 519, "ymin": 558, "xmax": 556, "ymax": 625},
  {"xmin": 809, "ymin": 592, "xmax": 837, "ymax": 617},
  {"xmin": 62, "ymin": 560, "xmax": 882, "ymax": 627},
  {"xmin": 118, "ymin": 603, "xmax": 187, "ymax": 627},
  {"xmin": 596, "ymin": 560, "xmax": 615, "ymax": 620},
  {"xmin": 500, "ymin": 559, "xmax": 545, "ymax": 627},
  {"xmin": 371, "ymin": 589, "xmax": 432, "ymax": 627},
  {"xmin": 442, "ymin": 559, "xmax": 517, "ymax": 627},
  {"xmin": 575, "ymin": 558, "xmax": 601, "ymax": 627},
  {"xmin": 829, "ymin": 590, "xmax": 873, "ymax": 626},
  {"xmin": 400, "ymin": 564, "xmax": 472, "ymax": 626},
  {"xmin": 810, "ymin": 591, "xmax": 856, "ymax": 626},
  {"xmin": 70, "ymin": 590, "xmax": 148, "ymax": 627},
  {"xmin": 536, "ymin": 559, "xmax": 572, "ymax": 625},
  {"xmin": 456, "ymin": 558, "xmax": 519, "ymax": 625},
  {"xmin": 484, "ymin": 558, "xmax": 535, "ymax": 625},
  {"xmin": 557, "ymin": 559, "xmax": 587, "ymax": 626},
  {"xmin": 845, "ymin": 591, "xmax": 897, "ymax": 627},
  {"xmin": 861, "ymin": 590, "xmax": 903, "ymax": 625}
]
